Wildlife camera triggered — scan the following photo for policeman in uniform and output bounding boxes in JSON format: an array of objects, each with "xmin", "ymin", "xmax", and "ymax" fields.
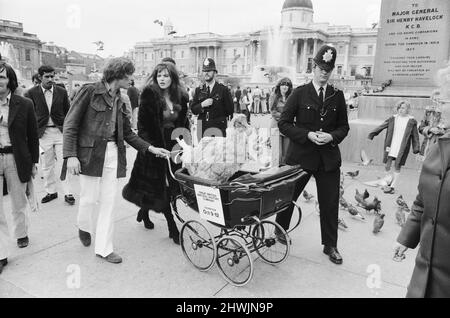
[
  {"xmin": 191, "ymin": 57, "xmax": 234, "ymax": 140},
  {"xmin": 276, "ymin": 45, "xmax": 350, "ymax": 265}
]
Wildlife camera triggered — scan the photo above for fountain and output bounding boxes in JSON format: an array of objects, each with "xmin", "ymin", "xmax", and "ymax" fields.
[
  {"xmin": 0, "ymin": 41, "xmax": 22, "ymax": 80},
  {"xmin": 249, "ymin": 26, "xmax": 297, "ymax": 86}
]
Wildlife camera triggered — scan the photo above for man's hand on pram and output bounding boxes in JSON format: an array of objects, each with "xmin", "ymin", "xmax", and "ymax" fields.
[{"xmin": 148, "ymin": 145, "xmax": 171, "ymax": 159}]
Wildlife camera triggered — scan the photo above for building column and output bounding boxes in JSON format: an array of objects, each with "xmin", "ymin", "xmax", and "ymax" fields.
[
  {"xmin": 344, "ymin": 43, "xmax": 350, "ymax": 76},
  {"xmin": 256, "ymin": 41, "xmax": 261, "ymax": 66},
  {"xmin": 292, "ymin": 39, "xmax": 298, "ymax": 71},
  {"xmin": 244, "ymin": 45, "xmax": 248, "ymax": 73},
  {"xmin": 302, "ymin": 39, "xmax": 308, "ymax": 73},
  {"xmin": 196, "ymin": 47, "xmax": 200, "ymax": 75},
  {"xmin": 313, "ymin": 39, "xmax": 318, "ymax": 57}
]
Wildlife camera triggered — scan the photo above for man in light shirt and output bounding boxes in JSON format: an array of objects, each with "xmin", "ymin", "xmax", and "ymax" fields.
[{"xmin": 25, "ymin": 65, "xmax": 74, "ymax": 205}]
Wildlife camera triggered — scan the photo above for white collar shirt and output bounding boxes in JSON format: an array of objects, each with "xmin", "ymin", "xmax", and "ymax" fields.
[{"xmin": 312, "ymin": 81, "xmax": 328, "ymax": 102}]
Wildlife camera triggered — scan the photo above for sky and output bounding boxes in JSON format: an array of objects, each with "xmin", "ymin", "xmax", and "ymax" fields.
[{"xmin": 0, "ymin": 0, "xmax": 382, "ymax": 57}]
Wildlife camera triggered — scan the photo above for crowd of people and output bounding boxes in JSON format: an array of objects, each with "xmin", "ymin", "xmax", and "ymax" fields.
[{"xmin": 0, "ymin": 47, "xmax": 450, "ymax": 297}]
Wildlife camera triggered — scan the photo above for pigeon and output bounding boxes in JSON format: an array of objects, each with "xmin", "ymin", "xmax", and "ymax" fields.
[
  {"xmin": 396, "ymin": 195, "xmax": 410, "ymax": 212},
  {"xmin": 347, "ymin": 204, "xmax": 365, "ymax": 220},
  {"xmin": 360, "ymin": 149, "xmax": 373, "ymax": 166},
  {"xmin": 362, "ymin": 197, "xmax": 381, "ymax": 214},
  {"xmin": 338, "ymin": 218, "xmax": 348, "ymax": 230},
  {"xmin": 345, "ymin": 170, "xmax": 359, "ymax": 178},
  {"xmin": 363, "ymin": 189, "xmax": 370, "ymax": 200},
  {"xmin": 373, "ymin": 213, "xmax": 385, "ymax": 234},
  {"xmin": 395, "ymin": 207, "xmax": 406, "ymax": 227},
  {"xmin": 303, "ymin": 190, "xmax": 314, "ymax": 202},
  {"xmin": 339, "ymin": 196, "xmax": 350, "ymax": 209},
  {"xmin": 355, "ymin": 189, "xmax": 367, "ymax": 206}
]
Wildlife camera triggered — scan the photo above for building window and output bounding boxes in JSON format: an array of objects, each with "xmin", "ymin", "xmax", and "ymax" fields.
[
  {"xmin": 241, "ymin": 65, "xmax": 245, "ymax": 74},
  {"xmin": 223, "ymin": 49, "xmax": 227, "ymax": 57},
  {"xmin": 352, "ymin": 46, "xmax": 358, "ymax": 55},
  {"xmin": 144, "ymin": 53, "xmax": 148, "ymax": 60},
  {"xmin": 173, "ymin": 51, "xmax": 177, "ymax": 59},
  {"xmin": 181, "ymin": 51, "xmax": 184, "ymax": 58},
  {"xmin": 365, "ymin": 66, "xmax": 372, "ymax": 76},
  {"xmin": 152, "ymin": 53, "xmax": 154, "ymax": 60},
  {"xmin": 350, "ymin": 65, "xmax": 357, "ymax": 76},
  {"xmin": 338, "ymin": 45, "xmax": 344, "ymax": 54},
  {"xmin": 232, "ymin": 65, "xmax": 237, "ymax": 74},
  {"xmin": 25, "ymin": 49, "xmax": 31, "ymax": 61},
  {"xmin": 337, "ymin": 65, "xmax": 343, "ymax": 75},
  {"xmin": 233, "ymin": 49, "xmax": 237, "ymax": 56},
  {"xmin": 367, "ymin": 45, "xmax": 374, "ymax": 55},
  {"xmin": 308, "ymin": 43, "xmax": 314, "ymax": 55},
  {"xmin": 160, "ymin": 51, "xmax": 163, "ymax": 58}
]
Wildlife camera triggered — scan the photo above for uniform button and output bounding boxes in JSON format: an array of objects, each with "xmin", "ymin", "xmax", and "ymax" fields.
[
  {"xmin": 307, "ymin": 107, "xmax": 310, "ymax": 109},
  {"xmin": 106, "ymin": 123, "xmax": 109, "ymax": 126},
  {"xmin": 320, "ymin": 129, "xmax": 323, "ymax": 132},
  {"xmin": 320, "ymin": 118, "xmax": 324, "ymax": 121}
]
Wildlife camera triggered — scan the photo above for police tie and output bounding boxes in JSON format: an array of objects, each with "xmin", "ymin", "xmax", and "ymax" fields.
[
  {"xmin": 319, "ymin": 86, "xmax": 324, "ymax": 114},
  {"xmin": 207, "ymin": 86, "xmax": 210, "ymax": 96}
]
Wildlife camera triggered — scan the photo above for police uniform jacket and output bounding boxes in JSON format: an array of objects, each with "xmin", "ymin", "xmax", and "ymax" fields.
[
  {"xmin": 190, "ymin": 82, "xmax": 234, "ymax": 135},
  {"xmin": 279, "ymin": 82, "xmax": 349, "ymax": 172}
]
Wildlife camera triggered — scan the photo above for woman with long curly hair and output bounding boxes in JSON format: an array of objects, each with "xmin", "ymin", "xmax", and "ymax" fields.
[
  {"xmin": 122, "ymin": 62, "xmax": 189, "ymax": 244},
  {"xmin": 269, "ymin": 77, "xmax": 293, "ymax": 165}
]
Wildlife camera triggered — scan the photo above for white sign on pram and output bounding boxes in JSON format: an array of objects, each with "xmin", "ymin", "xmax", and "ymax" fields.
[{"xmin": 194, "ymin": 185, "xmax": 225, "ymax": 226}]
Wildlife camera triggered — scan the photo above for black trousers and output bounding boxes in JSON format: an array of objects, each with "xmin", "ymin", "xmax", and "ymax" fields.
[{"xmin": 275, "ymin": 168, "xmax": 341, "ymax": 247}]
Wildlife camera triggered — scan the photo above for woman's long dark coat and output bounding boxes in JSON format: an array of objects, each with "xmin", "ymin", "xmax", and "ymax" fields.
[
  {"xmin": 397, "ymin": 132, "xmax": 450, "ymax": 297},
  {"xmin": 122, "ymin": 85, "xmax": 189, "ymax": 212}
]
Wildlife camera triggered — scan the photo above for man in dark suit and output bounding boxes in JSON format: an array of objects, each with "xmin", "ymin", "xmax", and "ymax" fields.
[
  {"xmin": 275, "ymin": 45, "xmax": 350, "ymax": 265},
  {"xmin": 126, "ymin": 80, "xmax": 139, "ymax": 131},
  {"xmin": 191, "ymin": 58, "xmax": 234, "ymax": 140},
  {"xmin": 25, "ymin": 65, "xmax": 74, "ymax": 205},
  {"xmin": 0, "ymin": 62, "xmax": 39, "ymax": 274}
]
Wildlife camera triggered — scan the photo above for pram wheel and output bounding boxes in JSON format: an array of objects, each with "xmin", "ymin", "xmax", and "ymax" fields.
[
  {"xmin": 180, "ymin": 220, "xmax": 216, "ymax": 272},
  {"xmin": 216, "ymin": 236, "xmax": 254, "ymax": 287},
  {"xmin": 252, "ymin": 220, "xmax": 290, "ymax": 265}
]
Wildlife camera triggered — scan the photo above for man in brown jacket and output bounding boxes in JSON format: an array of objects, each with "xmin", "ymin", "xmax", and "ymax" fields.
[{"xmin": 63, "ymin": 58, "xmax": 169, "ymax": 264}]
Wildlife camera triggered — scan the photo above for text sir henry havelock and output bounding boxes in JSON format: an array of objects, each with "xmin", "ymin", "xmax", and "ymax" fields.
[{"xmin": 176, "ymin": 302, "xmax": 274, "ymax": 315}]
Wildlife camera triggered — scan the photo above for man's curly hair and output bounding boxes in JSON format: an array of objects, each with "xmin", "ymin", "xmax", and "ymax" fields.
[{"xmin": 103, "ymin": 57, "xmax": 135, "ymax": 83}]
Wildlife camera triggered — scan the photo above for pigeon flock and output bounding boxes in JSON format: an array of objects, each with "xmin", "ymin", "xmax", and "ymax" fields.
[{"xmin": 300, "ymin": 167, "xmax": 411, "ymax": 237}]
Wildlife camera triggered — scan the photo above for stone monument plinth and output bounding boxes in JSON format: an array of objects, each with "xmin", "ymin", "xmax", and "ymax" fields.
[{"xmin": 341, "ymin": 0, "xmax": 450, "ymax": 169}]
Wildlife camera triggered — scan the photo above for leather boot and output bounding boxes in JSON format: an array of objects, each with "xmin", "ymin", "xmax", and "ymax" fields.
[
  {"xmin": 137, "ymin": 208, "xmax": 154, "ymax": 230},
  {"xmin": 164, "ymin": 209, "xmax": 180, "ymax": 245}
]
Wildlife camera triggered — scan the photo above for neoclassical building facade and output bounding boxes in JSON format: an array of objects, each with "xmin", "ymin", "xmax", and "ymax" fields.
[{"xmin": 130, "ymin": 0, "xmax": 378, "ymax": 82}]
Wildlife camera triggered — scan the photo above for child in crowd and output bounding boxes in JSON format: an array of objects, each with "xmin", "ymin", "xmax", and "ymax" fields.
[{"xmin": 368, "ymin": 100, "xmax": 420, "ymax": 194}]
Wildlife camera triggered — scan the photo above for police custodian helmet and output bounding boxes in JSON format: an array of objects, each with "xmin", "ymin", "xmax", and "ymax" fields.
[
  {"xmin": 202, "ymin": 57, "xmax": 217, "ymax": 72},
  {"xmin": 313, "ymin": 44, "xmax": 337, "ymax": 72}
]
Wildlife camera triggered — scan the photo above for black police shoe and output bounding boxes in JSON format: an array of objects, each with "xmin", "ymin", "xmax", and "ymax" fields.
[{"xmin": 323, "ymin": 246, "xmax": 343, "ymax": 265}]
